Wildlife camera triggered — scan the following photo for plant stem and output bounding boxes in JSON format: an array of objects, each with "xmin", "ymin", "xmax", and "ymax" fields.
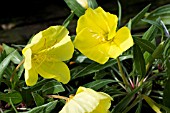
[
  {"xmin": 116, "ymin": 57, "xmax": 129, "ymax": 88},
  {"xmin": 47, "ymin": 95, "xmax": 68, "ymax": 101},
  {"xmin": 10, "ymin": 59, "xmax": 25, "ymax": 82}
]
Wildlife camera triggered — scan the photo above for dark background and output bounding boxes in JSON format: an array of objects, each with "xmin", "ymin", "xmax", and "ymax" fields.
[{"xmin": 0, "ymin": 0, "xmax": 170, "ymax": 45}]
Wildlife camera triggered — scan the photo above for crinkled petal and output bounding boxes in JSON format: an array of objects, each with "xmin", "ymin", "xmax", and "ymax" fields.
[
  {"xmin": 29, "ymin": 26, "xmax": 70, "ymax": 53},
  {"xmin": 35, "ymin": 61, "xmax": 70, "ymax": 84},
  {"xmin": 114, "ymin": 27, "xmax": 134, "ymax": 51},
  {"xmin": 23, "ymin": 48, "xmax": 32, "ymax": 70},
  {"xmin": 95, "ymin": 7, "xmax": 118, "ymax": 40},
  {"xmin": 25, "ymin": 67, "xmax": 38, "ymax": 86},
  {"xmin": 44, "ymin": 34, "xmax": 74, "ymax": 61},
  {"xmin": 74, "ymin": 27, "xmax": 110, "ymax": 64},
  {"xmin": 76, "ymin": 7, "xmax": 110, "ymax": 34},
  {"xmin": 59, "ymin": 87, "xmax": 112, "ymax": 113}
]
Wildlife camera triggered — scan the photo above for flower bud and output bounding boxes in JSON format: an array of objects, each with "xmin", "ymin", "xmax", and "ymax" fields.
[{"xmin": 76, "ymin": 0, "xmax": 88, "ymax": 9}]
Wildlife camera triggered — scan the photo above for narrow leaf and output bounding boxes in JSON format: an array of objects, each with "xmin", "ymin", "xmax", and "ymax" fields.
[
  {"xmin": 111, "ymin": 85, "xmax": 143, "ymax": 113},
  {"xmin": 83, "ymin": 79, "xmax": 116, "ymax": 90},
  {"xmin": 71, "ymin": 55, "xmax": 132, "ymax": 79},
  {"xmin": 27, "ymin": 100, "xmax": 58, "ymax": 113},
  {"xmin": 134, "ymin": 37, "xmax": 156, "ymax": 54},
  {"xmin": 87, "ymin": 0, "xmax": 98, "ymax": 9},
  {"xmin": 64, "ymin": 0, "xmax": 86, "ymax": 17},
  {"xmin": 133, "ymin": 44, "xmax": 146, "ymax": 78},
  {"xmin": 0, "ymin": 91, "xmax": 22, "ymax": 104},
  {"xmin": 32, "ymin": 92, "xmax": 44, "ymax": 106},
  {"xmin": 142, "ymin": 95, "xmax": 161, "ymax": 113},
  {"xmin": 131, "ymin": 4, "xmax": 151, "ymax": 28},
  {"xmin": 0, "ymin": 50, "xmax": 19, "ymax": 81},
  {"xmin": 40, "ymin": 80, "xmax": 65, "ymax": 95}
]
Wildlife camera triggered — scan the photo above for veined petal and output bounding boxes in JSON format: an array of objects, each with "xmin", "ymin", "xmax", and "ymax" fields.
[
  {"xmin": 74, "ymin": 28, "xmax": 102, "ymax": 49},
  {"xmin": 29, "ymin": 26, "xmax": 70, "ymax": 53},
  {"xmin": 76, "ymin": 7, "xmax": 110, "ymax": 34},
  {"xmin": 114, "ymin": 27, "xmax": 134, "ymax": 51},
  {"xmin": 95, "ymin": 7, "xmax": 118, "ymax": 40},
  {"xmin": 23, "ymin": 48, "xmax": 32, "ymax": 70},
  {"xmin": 108, "ymin": 42, "xmax": 123, "ymax": 59},
  {"xmin": 59, "ymin": 87, "xmax": 112, "ymax": 113},
  {"xmin": 44, "ymin": 34, "xmax": 74, "ymax": 61},
  {"xmin": 74, "ymin": 27, "xmax": 110, "ymax": 64},
  {"xmin": 36, "ymin": 61, "xmax": 70, "ymax": 84},
  {"xmin": 25, "ymin": 67, "xmax": 38, "ymax": 86}
]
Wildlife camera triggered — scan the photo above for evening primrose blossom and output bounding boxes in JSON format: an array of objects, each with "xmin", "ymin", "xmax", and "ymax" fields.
[
  {"xmin": 22, "ymin": 26, "xmax": 74, "ymax": 86},
  {"xmin": 74, "ymin": 7, "xmax": 134, "ymax": 64},
  {"xmin": 59, "ymin": 86, "xmax": 112, "ymax": 113}
]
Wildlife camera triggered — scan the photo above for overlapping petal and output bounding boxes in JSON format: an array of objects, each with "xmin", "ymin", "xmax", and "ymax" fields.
[
  {"xmin": 36, "ymin": 61, "xmax": 70, "ymax": 84},
  {"xmin": 74, "ymin": 7, "xmax": 134, "ymax": 64},
  {"xmin": 59, "ymin": 87, "xmax": 112, "ymax": 113},
  {"xmin": 22, "ymin": 26, "xmax": 74, "ymax": 86}
]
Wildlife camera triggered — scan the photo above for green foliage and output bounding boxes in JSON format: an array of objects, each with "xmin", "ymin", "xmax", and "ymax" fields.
[{"xmin": 1, "ymin": 1, "xmax": 170, "ymax": 113}]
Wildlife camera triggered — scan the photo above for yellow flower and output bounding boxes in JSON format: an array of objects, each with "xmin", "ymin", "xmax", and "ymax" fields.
[
  {"xmin": 59, "ymin": 86, "xmax": 113, "ymax": 113},
  {"xmin": 22, "ymin": 26, "xmax": 74, "ymax": 86},
  {"xmin": 76, "ymin": 0, "xmax": 88, "ymax": 9},
  {"xmin": 74, "ymin": 7, "xmax": 134, "ymax": 64}
]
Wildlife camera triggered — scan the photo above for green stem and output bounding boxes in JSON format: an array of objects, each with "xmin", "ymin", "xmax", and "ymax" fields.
[{"xmin": 116, "ymin": 57, "xmax": 129, "ymax": 88}]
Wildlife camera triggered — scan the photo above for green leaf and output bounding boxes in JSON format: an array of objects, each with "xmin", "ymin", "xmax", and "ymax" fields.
[
  {"xmin": 142, "ymin": 95, "xmax": 161, "ymax": 113},
  {"xmin": 163, "ymin": 60, "xmax": 170, "ymax": 108},
  {"xmin": 63, "ymin": 11, "xmax": 75, "ymax": 28},
  {"xmin": 133, "ymin": 44, "xmax": 146, "ymax": 78},
  {"xmin": 64, "ymin": 0, "xmax": 86, "ymax": 17},
  {"xmin": 131, "ymin": 4, "xmax": 151, "ymax": 28},
  {"xmin": 32, "ymin": 92, "xmax": 45, "ymax": 106},
  {"xmin": 134, "ymin": 37, "xmax": 156, "ymax": 54},
  {"xmin": 40, "ymin": 80, "xmax": 65, "ymax": 95},
  {"xmin": 117, "ymin": 0, "xmax": 122, "ymax": 27},
  {"xmin": 0, "ymin": 50, "xmax": 19, "ymax": 81},
  {"xmin": 0, "ymin": 91, "xmax": 22, "ymax": 104},
  {"xmin": 71, "ymin": 55, "xmax": 132, "ymax": 79},
  {"xmin": 141, "ymin": 19, "xmax": 164, "ymax": 36},
  {"xmin": 83, "ymin": 79, "xmax": 116, "ymax": 90},
  {"xmin": 2, "ymin": 43, "xmax": 15, "ymax": 55},
  {"xmin": 111, "ymin": 85, "xmax": 143, "ymax": 113},
  {"xmin": 87, "ymin": 0, "xmax": 98, "ymax": 9},
  {"xmin": 146, "ymin": 4, "xmax": 170, "ymax": 25},
  {"xmin": 27, "ymin": 100, "xmax": 58, "ymax": 113},
  {"xmin": 142, "ymin": 24, "xmax": 158, "ymax": 41},
  {"xmin": 146, "ymin": 41, "xmax": 164, "ymax": 71}
]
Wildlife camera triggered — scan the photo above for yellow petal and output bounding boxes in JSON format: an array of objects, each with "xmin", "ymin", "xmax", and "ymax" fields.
[
  {"xmin": 76, "ymin": 7, "xmax": 110, "ymax": 34},
  {"xmin": 35, "ymin": 61, "xmax": 70, "ymax": 84},
  {"xmin": 95, "ymin": 7, "xmax": 118, "ymax": 40},
  {"xmin": 29, "ymin": 26, "xmax": 70, "ymax": 53},
  {"xmin": 108, "ymin": 42, "xmax": 123, "ymax": 59},
  {"xmin": 23, "ymin": 48, "xmax": 32, "ymax": 70},
  {"xmin": 74, "ymin": 27, "xmax": 110, "ymax": 64},
  {"xmin": 44, "ymin": 34, "xmax": 74, "ymax": 61},
  {"xmin": 59, "ymin": 87, "xmax": 112, "ymax": 113},
  {"xmin": 25, "ymin": 67, "xmax": 38, "ymax": 86},
  {"xmin": 114, "ymin": 27, "xmax": 134, "ymax": 51}
]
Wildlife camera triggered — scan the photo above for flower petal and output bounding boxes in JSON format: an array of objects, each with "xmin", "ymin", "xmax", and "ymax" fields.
[
  {"xmin": 76, "ymin": 7, "xmax": 110, "ymax": 34},
  {"xmin": 29, "ymin": 26, "xmax": 70, "ymax": 53},
  {"xmin": 44, "ymin": 34, "xmax": 74, "ymax": 61},
  {"xmin": 74, "ymin": 27, "xmax": 110, "ymax": 64},
  {"xmin": 108, "ymin": 42, "xmax": 123, "ymax": 59},
  {"xmin": 23, "ymin": 48, "xmax": 32, "ymax": 70},
  {"xmin": 25, "ymin": 67, "xmax": 38, "ymax": 86},
  {"xmin": 114, "ymin": 27, "xmax": 134, "ymax": 51},
  {"xmin": 36, "ymin": 61, "xmax": 70, "ymax": 84},
  {"xmin": 59, "ymin": 87, "xmax": 112, "ymax": 113}
]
